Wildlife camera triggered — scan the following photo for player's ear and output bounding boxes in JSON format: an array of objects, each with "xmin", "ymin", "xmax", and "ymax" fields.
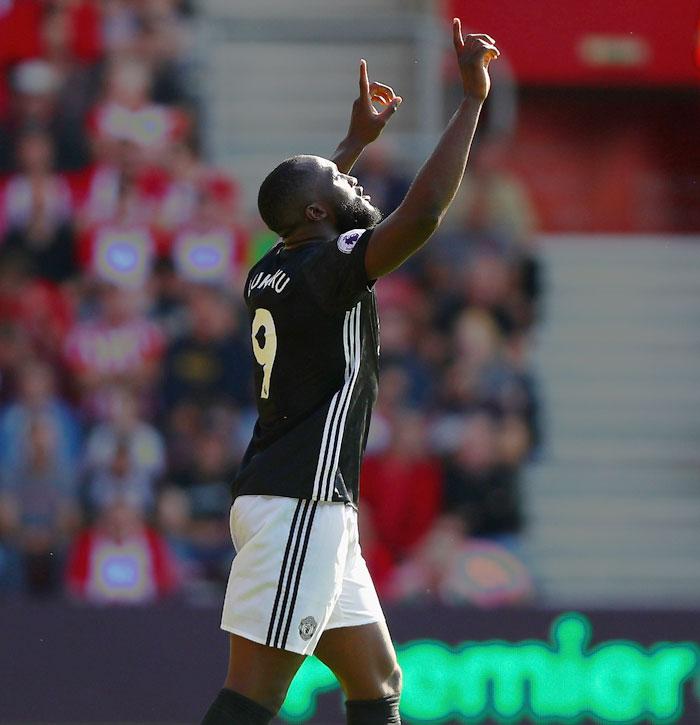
[{"xmin": 304, "ymin": 203, "xmax": 328, "ymax": 222}]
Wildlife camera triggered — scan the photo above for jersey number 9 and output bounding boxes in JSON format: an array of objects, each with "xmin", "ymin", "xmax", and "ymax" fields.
[{"xmin": 251, "ymin": 307, "xmax": 277, "ymax": 399}]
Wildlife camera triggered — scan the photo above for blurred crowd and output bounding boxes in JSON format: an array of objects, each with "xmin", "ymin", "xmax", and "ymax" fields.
[{"xmin": 0, "ymin": 0, "xmax": 542, "ymax": 608}]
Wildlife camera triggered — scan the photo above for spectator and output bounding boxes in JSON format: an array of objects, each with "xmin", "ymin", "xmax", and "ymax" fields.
[
  {"xmin": 0, "ymin": 59, "xmax": 59, "ymax": 172},
  {"xmin": 375, "ymin": 286, "xmax": 434, "ymax": 408},
  {"xmin": 101, "ymin": 0, "xmax": 193, "ymax": 103},
  {"xmin": 365, "ymin": 363, "xmax": 411, "ymax": 455},
  {"xmin": 161, "ymin": 284, "xmax": 252, "ymax": 416},
  {"xmin": 87, "ymin": 57, "xmax": 187, "ymax": 166},
  {"xmin": 82, "ymin": 386, "xmax": 165, "ymax": 516},
  {"xmin": 65, "ymin": 499, "xmax": 180, "ymax": 604},
  {"xmin": 63, "ymin": 282, "xmax": 164, "ymax": 417},
  {"xmin": 2, "ymin": 127, "xmax": 76, "ymax": 282},
  {"xmin": 441, "ymin": 413, "xmax": 523, "ymax": 538},
  {"xmin": 438, "ymin": 308, "xmax": 502, "ymax": 414},
  {"xmin": 0, "ymin": 55, "xmax": 93, "ymax": 173},
  {"xmin": 84, "ymin": 436, "xmax": 157, "ymax": 519},
  {"xmin": 0, "ymin": 359, "xmax": 82, "ymax": 474},
  {"xmin": 40, "ymin": 0, "xmax": 104, "ymax": 170},
  {"xmin": 100, "ymin": 0, "xmax": 142, "ymax": 57},
  {"xmin": 74, "ymin": 137, "xmax": 164, "ymax": 230},
  {"xmin": 0, "ymin": 413, "xmax": 81, "ymax": 595},
  {"xmin": 0, "ymin": 253, "xmax": 74, "ymax": 368},
  {"xmin": 132, "ymin": 0, "xmax": 194, "ymax": 106},
  {"xmin": 360, "ymin": 411, "xmax": 442, "ymax": 594},
  {"xmin": 156, "ymin": 140, "xmax": 203, "ymax": 232},
  {"xmin": 159, "ymin": 427, "xmax": 236, "ymax": 589},
  {"xmin": 437, "ymin": 309, "xmax": 537, "ymax": 438},
  {"xmin": 443, "ymin": 135, "xmax": 538, "ymax": 251}
]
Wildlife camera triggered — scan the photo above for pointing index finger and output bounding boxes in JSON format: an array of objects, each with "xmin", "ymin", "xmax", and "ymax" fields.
[
  {"xmin": 359, "ymin": 59, "xmax": 370, "ymax": 101},
  {"xmin": 453, "ymin": 17, "xmax": 464, "ymax": 51}
]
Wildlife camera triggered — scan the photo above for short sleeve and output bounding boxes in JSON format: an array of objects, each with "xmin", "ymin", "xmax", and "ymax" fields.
[{"xmin": 304, "ymin": 228, "xmax": 374, "ymax": 312}]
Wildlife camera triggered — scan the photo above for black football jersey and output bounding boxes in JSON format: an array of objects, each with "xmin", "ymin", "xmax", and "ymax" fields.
[{"xmin": 232, "ymin": 228, "xmax": 380, "ymax": 504}]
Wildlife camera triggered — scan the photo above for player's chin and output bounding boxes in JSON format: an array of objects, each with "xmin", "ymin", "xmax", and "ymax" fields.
[
  {"xmin": 362, "ymin": 202, "xmax": 383, "ymax": 229},
  {"xmin": 335, "ymin": 195, "xmax": 383, "ymax": 232},
  {"xmin": 358, "ymin": 195, "xmax": 382, "ymax": 220}
]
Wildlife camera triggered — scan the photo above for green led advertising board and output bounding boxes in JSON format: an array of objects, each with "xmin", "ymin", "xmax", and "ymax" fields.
[{"xmin": 280, "ymin": 612, "xmax": 699, "ymax": 723}]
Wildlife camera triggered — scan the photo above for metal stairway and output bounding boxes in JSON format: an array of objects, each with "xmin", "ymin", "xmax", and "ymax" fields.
[{"xmin": 524, "ymin": 235, "xmax": 700, "ymax": 607}]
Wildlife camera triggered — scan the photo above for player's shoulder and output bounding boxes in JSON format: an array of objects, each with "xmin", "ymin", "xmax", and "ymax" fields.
[
  {"xmin": 334, "ymin": 228, "xmax": 369, "ymax": 255},
  {"xmin": 248, "ymin": 239, "xmax": 284, "ymax": 275},
  {"xmin": 243, "ymin": 240, "xmax": 283, "ymax": 297}
]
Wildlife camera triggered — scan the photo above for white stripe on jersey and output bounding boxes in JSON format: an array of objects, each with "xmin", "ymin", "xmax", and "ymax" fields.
[
  {"xmin": 311, "ymin": 313, "xmax": 350, "ymax": 500},
  {"xmin": 312, "ymin": 302, "xmax": 362, "ymax": 500},
  {"xmin": 323, "ymin": 304, "xmax": 363, "ymax": 500}
]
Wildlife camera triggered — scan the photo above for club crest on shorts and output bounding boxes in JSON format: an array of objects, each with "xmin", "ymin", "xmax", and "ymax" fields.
[
  {"xmin": 337, "ymin": 230, "xmax": 362, "ymax": 254},
  {"xmin": 299, "ymin": 615, "xmax": 317, "ymax": 641}
]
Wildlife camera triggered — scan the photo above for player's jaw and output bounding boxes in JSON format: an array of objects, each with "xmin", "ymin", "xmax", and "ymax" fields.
[{"xmin": 332, "ymin": 186, "xmax": 383, "ymax": 233}]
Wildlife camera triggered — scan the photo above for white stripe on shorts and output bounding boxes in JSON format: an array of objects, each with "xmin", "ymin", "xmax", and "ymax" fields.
[{"xmin": 265, "ymin": 498, "xmax": 318, "ymax": 649}]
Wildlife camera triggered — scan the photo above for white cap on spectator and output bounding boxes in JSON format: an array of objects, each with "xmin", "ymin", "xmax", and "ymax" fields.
[{"xmin": 13, "ymin": 60, "xmax": 59, "ymax": 95}]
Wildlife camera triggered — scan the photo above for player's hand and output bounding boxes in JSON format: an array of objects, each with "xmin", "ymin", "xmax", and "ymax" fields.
[
  {"xmin": 452, "ymin": 18, "xmax": 499, "ymax": 102},
  {"xmin": 346, "ymin": 59, "xmax": 402, "ymax": 147}
]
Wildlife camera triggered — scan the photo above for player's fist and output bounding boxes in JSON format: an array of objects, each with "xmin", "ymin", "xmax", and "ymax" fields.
[{"xmin": 452, "ymin": 18, "xmax": 499, "ymax": 102}]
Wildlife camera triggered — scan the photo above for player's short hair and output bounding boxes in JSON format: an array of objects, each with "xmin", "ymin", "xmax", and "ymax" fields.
[{"xmin": 257, "ymin": 156, "xmax": 316, "ymax": 236}]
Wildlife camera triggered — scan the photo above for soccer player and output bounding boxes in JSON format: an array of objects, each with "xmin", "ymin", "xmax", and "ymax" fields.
[{"xmin": 201, "ymin": 20, "xmax": 499, "ymax": 725}]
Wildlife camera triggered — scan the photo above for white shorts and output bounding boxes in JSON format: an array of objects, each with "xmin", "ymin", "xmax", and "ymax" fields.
[{"xmin": 221, "ymin": 495, "xmax": 385, "ymax": 655}]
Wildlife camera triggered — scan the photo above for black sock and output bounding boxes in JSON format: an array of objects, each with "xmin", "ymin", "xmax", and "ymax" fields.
[
  {"xmin": 200, "ymin": 688, "xmax": 274, "ymax": 725},
  {"xmin": 346, "ymin": 694, "xmax": 401, "ymax": 724}
]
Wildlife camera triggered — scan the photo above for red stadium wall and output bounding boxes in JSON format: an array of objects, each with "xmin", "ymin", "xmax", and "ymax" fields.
[{"xmin": 447, "ymin": 0, "xmax": 700, "ymax": 86}]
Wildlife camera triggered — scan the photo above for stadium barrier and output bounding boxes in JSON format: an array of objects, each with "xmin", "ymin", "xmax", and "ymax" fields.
[{"xmin": 1, "ymin": 603, "xmax": 699, "ymax": 724}]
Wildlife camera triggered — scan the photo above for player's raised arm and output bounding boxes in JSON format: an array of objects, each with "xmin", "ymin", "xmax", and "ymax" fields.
[
  {"xmin": 364, "ymin": 19, "xmax": 499, "ymax": 278},
  {"xmin": 332, "ymin": 59, "xmax": 402, "ymax": 174}
]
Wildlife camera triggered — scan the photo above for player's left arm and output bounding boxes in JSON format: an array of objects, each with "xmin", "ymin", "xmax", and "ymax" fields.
[{"xmin": 331, "ymin": 60, "xmax": 402, "ymax": 174}]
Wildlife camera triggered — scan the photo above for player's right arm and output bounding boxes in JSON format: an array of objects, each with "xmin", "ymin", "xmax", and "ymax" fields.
[{"xmin": 364, "ymin": 19, "xmax": 499, "ymax": 279}]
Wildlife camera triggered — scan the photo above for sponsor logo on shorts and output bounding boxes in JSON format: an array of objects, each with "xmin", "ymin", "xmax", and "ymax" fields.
[{"xmin": 299, "ymin": 616, "xmax": 317, "ymax": 641}]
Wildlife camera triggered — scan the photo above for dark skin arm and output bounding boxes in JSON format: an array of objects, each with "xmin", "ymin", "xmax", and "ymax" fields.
[
  {"xmin": 364, "ymin": 19, "xmax": 500, "ymax": 278},
  {"xmin": 331, "ymin": 59, "xmax": 402, "ymax": 174}
]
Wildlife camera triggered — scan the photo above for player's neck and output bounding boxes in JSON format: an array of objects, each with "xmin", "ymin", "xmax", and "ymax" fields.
[{"xmin": 282, "ymin": 223, "xmax": 337, "ymax": 250}]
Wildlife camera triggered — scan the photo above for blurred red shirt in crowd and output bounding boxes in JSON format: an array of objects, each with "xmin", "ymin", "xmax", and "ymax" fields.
[
  {"xmin": 360, "ymin": 411, "xmax": 442, "ymax": 593},
  {"xmin": 63, "ymin": 283, "xmax": 164, "ymax": 417}
]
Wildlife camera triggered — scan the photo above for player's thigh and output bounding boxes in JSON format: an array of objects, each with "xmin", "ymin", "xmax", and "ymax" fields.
[
  {"xmin": 224, "ymin": 633, "xmax": 305, "ymax": 713},
  {"xmin": 314, "ymin": 620, "xmax": 401, "ymax": 701}
]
